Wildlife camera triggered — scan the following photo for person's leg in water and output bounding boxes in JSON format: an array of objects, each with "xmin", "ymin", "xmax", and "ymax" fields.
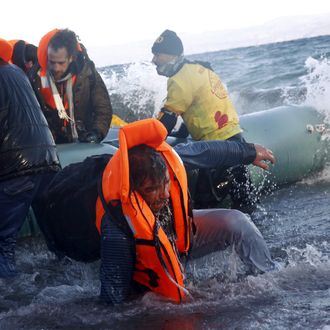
[
  {"xmin": 189, "ymin": 208, "xmax": 276, "ymax": 273},
  {"xmin": 0, "ymin": 174, "xmax": 49, "ymax": 278}
]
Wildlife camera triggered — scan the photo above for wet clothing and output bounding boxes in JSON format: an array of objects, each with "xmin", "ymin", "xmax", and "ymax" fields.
[
  {"xmin": 159, "ymin": 60, "xmax": 241, "ymax": 141},
  {"xmin": 0, "ymin": 61, "xmax": 60, "ymax": 277},
  {"xmin": 100, "ymin": 206, "xmax": 276, "ymax": 305},
  {"xmin": 0, "ymin": 173, "xmax": 55, "ymax": 277},
  {"xmin": 38, "ymin": 137, "xmax": 257, "ymax": 265},
  {"xmin": 174, "ymin": 139, "xmax": 256, "ymax": 172},
  {"xmin": 96, "ymin": 119, "xmax": 190, "ymax": 303},
  {"xmin": 97, "ymin": 119, "xmax": 275, "ymax": 304},
  {"xmin": 29, "ymin": 30, "xmax": 112, "ymax": 143},
  {"xmin": 0, "ymin": 62, "xmax": 60, "ymax": 182},
  {"xmin": 192, "ymin": 133, "xmax": 259, "ymax": 212}
]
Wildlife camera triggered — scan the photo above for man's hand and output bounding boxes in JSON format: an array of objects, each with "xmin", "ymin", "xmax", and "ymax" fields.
[{"xmin": 252, "ymin": 144, "xmax": 275, "ymax": 170}]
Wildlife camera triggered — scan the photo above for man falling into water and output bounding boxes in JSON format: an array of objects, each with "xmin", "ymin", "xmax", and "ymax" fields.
[
  {"xmin": 96, "ymin": 119, "xmax": 277, "ymax": 304},
  {"xmin": 29, "ymin": 29, "xmax": 113, "ymax": 144},
  {"xmin": 151, "ymin": 30, "xmax": 258, "ymax": 213}
]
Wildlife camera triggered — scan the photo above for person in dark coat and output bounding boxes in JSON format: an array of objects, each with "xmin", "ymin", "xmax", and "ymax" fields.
[
  {"xmin": 29, "ymin": 29, "xmax": 113, "ymax": 144},
  {"xmin": 9, "ymin": 39, "xmax": 37, "ymax": 73},
  {"xmin": 0, "ymin": 39, "xmax": 60, "ymax": 278}
]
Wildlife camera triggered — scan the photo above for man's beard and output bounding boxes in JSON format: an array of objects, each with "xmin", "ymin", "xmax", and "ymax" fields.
[{"xmin": 150, "ymin": 198, "xmax": 169, "ymax": 213}]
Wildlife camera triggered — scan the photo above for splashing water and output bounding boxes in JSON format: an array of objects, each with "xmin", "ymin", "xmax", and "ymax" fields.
[
  {"xmin": 285, "ymin": 243, "xmax": 329, "ymax": 268},
  {"xmin": 98, "ymin": 36, "xmax": 330, "ymax": 128},
  {"xmin": 2, "ymin": 36, "xmax": 330, "ymax": 330},
  {"xmin": 301, "ymin": 57, "xmax": 330, "ymax": 125},
  {"xmin": 101, "ymin": 62, "xmax": 166, "ymax": 121},
  {"xmin": 300, "ymin": 163, "xmax": 330, "ymax": 185}
]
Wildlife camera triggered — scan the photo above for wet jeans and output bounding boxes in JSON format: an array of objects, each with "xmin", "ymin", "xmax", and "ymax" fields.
[
  {"xmin": 100, "ymin": 208, "xmax": 275, "ymax": 304},
  {"xmin": 190, "ymin": 209, "xmax": 275, "ymax": 272},
  {"xmin": 0, "ymin": 173, "xmax": 55, "ymax": 278}
]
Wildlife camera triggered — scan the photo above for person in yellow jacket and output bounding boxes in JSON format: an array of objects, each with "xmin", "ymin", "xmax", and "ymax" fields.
[
  {"xmin": 96, "ymin": 119, "xmax": 277, "ymax": 304},
  {"xmin": 151, "ymin": 30, "xmax": 257, "ymax": 213},
  {"xmin": 152, "ymin": 31, "xmax": 240, "ymax": 141}
]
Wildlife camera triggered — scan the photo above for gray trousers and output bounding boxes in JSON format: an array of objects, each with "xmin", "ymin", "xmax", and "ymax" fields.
[
  {"xmin": 189, "ymin": 209, "xmax": 275, "ymax": 273},
  {"xmin": 100, "ymin": 208, "xmax": 275, "ymax": 304}
]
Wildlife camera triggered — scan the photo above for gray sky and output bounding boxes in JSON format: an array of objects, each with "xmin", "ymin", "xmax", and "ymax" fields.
[{"xmin": 2, "ymin": 0, "xmax": 330, "ymax": 48}]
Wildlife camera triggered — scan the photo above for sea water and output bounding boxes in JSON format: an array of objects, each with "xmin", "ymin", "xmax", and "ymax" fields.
[{"xmin": 0, "ymin": 35, "xmax": 329, "ymax": 329}]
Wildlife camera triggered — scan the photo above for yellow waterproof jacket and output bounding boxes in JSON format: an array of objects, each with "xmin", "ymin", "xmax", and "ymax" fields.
[
  {"xmin": 164, "ymin": 63, "xmax": 241, "ymax": 140},
  {"xmin": 95, "ymin": 119, "xmax": 191, "ymax": 303}
]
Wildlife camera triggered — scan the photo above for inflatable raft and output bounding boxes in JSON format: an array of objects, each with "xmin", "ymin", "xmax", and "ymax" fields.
[
  {"xmin": 104, "ymin": 105, "xmax": 330, "ymax": 188},
  {"xmin": 20, "ymin": 105, "xmax": 330, "ymax": 236},
  {"xmin": 241, "ymin": 105, "xmax": 330, "ymax": 187}
]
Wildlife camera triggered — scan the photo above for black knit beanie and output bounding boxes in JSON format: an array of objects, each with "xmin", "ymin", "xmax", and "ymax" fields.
[
  {"xmin": 12, "ymin": 40, "xmax": 26, "ymax": 69},
  {"xmin": 151, "ymin": 30, "xmax": 183, "ymax": 56}
]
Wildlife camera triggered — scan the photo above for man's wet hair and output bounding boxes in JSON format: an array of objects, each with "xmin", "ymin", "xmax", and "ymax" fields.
[
  {"xmin": 128, "ymin": 144, "xmax": 167, "ymax": 190},
  {"xmin": 49, "ymin": 29, "xmax": 78, "ymax": 57}
]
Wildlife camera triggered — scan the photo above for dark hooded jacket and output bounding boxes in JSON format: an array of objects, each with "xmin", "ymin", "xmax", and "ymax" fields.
[
  {"xmin": 10, "ymin": 40, "xmax": 37, "ymax": 73},
  {"xmin": 28, "ymin": 43, "xmax": 113, "ymax": 144},
  {"xmin": 0, "ymin": 61, "xmax": 60, "ymax": 181}
]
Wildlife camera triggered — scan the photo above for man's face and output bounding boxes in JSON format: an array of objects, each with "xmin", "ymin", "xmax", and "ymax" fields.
[
  {"xmin": 47, "ymin": 46, "xmax": 73, "ymax": 80},
  {"xmin": 137, "ymin": 170, "xmax": 170, "ymax": 213},
  {"xmin": 24, "ymin": 61, "xmax": 33, "ymax": 71},
  {"xmin": 152, "ymin": 53, "xmax": 177, "ymax": 73}
]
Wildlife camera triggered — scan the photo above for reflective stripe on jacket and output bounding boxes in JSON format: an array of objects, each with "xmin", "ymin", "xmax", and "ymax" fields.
[
  {"xmin": 29, "ymin": 29, "xmax": 113, "ymax": 143},
  {"xmin": 37, "ymin": 29, "xmax": 78, "ymax": 111},
  {"xmin": 96, "ymin": 119, "xmax": 191, "ymax": 302}
]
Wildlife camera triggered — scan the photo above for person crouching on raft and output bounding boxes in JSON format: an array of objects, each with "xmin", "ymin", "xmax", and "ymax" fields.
[{"xmin": 96, "ymin": 119, "xmax": 277, "ymax": 304}]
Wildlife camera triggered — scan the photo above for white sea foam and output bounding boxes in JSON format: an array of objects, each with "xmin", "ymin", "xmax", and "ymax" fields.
[
  {"xmin": 301, "ymin": 57, "xmax": 330, "ymax": 126},
  {"xmin": 300, "ymin": 163, "xmax": 330, "ymax": 184},
  {"xmin": 102, "ymin": 61, "xmax": 166, "ymax": 118},
  {"xmin": 32, "ymin": 284, "xmax": 86, "ymax": 304},
  {"xmin": 285, "ymin": 243, "xmax": 329, "ymax": 268}
]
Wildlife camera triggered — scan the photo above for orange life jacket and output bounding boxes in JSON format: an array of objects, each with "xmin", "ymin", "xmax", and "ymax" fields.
[
  {"xmin": 7, "ymin": 40, "xmax": 19, "ymax": 46},
  {"xmin": 37, "ymin": 29, "xmax": 79, "ymax": 111},
  {"xmin": 0, "ymin": 39, "xmax": 13, "ymax": 63},
  {"xmin": 95, "ymin": 119, "xmax": 191, "ymax": 303}
]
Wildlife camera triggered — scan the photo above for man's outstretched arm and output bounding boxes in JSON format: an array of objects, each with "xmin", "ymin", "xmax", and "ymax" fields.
[{"xmin": 174, "ymin": 140, "xmax": 275, "ymax": 171}]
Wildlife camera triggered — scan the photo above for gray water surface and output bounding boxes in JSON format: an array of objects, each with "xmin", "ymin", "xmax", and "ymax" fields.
[{"xmin": 0, "ymin": 178, "xmax": 329, "ymax": 330}]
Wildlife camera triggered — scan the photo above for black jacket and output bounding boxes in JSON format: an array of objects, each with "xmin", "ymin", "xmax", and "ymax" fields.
[{"xmin": 0, "ymin": 61, "xmax": 60, "ymax": 181}]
